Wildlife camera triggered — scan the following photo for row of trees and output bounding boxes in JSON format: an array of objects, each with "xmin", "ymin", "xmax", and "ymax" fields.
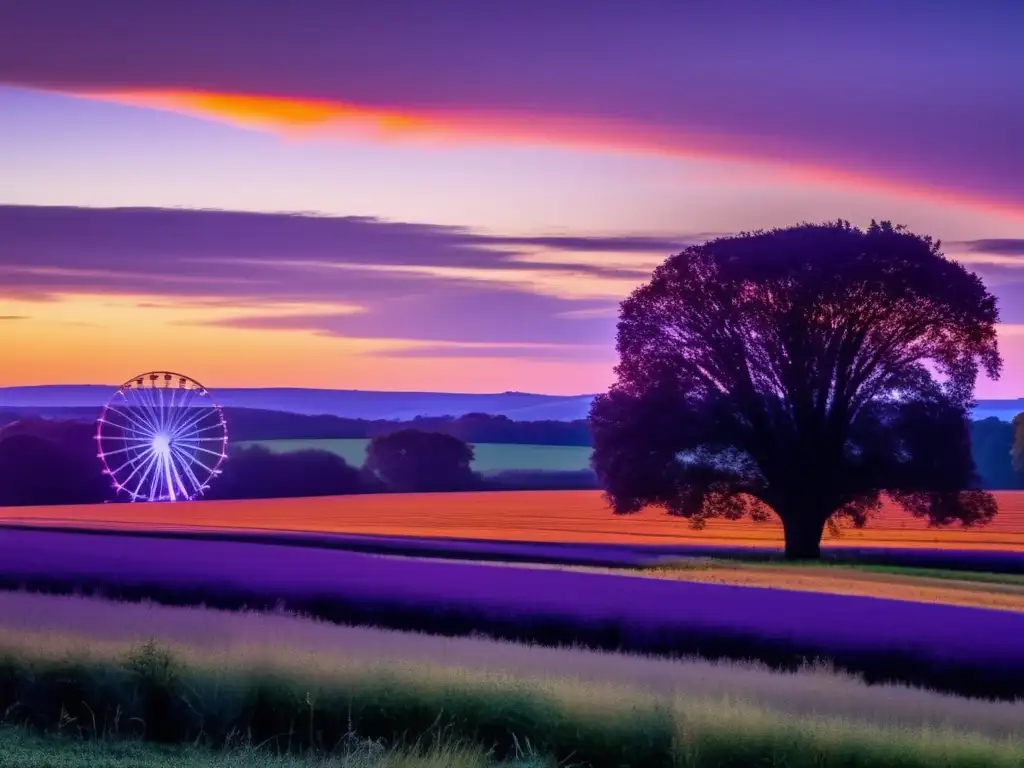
[{"xmin": 0, "ymin": 420, "xmax": 594, "ymax": 507}]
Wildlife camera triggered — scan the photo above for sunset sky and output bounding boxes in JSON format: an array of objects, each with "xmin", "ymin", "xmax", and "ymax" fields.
[{"xmin": 1, "ymin": 0, "xmax": 1022, "ymax": 396}]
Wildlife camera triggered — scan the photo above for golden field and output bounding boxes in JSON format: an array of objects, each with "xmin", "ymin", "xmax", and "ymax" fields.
[{"xmin": 1, "ymin": 489, "xmax": 1024, "ymax": 551}]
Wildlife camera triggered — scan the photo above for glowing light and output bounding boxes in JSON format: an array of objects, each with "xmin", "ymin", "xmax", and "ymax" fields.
[{"xmin": 95, "ymin": 371, "xmax": 228, "ymax": 502}]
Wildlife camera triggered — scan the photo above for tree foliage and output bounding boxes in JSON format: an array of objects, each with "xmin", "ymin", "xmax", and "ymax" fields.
[
  {"xmin": 365, "ymin": 429, "xmax": 478, "ymax": 493},
  {"xmin": 590, "ymin": 221, "xmax": 1001, "ymax": 558},
  {"xmin": 205, "ymin": 445, "xmax": 369, "ymax": 500}
]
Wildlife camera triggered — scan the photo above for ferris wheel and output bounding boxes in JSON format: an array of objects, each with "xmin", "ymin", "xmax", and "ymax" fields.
[{"xmin": 96, "ymin": 371, "xmax": 228, "ymax": 502}]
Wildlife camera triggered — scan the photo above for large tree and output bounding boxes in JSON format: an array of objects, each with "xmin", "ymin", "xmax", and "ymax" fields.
[{"xmin": 590, "ymin": 221, "xmax": 1001, "ymax": 559}]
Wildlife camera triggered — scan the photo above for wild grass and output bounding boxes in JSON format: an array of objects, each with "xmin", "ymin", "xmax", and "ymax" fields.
[
  {"xmin": 0, "ymin": 727, "xmax": 537, "ymax": 768},
  {"xmin": 0, "ymin": 591, "xmax": 1022, "ymax": 741},
  {"xmin": 0, "ymin": 636, "xmax": 1020, "ymax": 768}
]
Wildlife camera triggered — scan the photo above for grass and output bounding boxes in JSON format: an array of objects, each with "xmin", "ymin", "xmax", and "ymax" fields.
[
  {"xmin": 0, "ymin": 728, "xmax": 531, "ymax": 768},
  {"xmin": 1, "ymin": 591, "xmax": 1022, "ymax": 740},
  {"xmin": 850, "ymin": 563, "xmax": 1024, "ymax": 585},
  {"xmin": 0, "ymin": 636, "xmax": 1021, "ymax": 768},
  {"xmin": 622, "ymin": 557, "xmax": 1024, "ymax": 611},
  {"xmin": 237, "ymin": 440, "xmax": 593, "ymax": 475}
]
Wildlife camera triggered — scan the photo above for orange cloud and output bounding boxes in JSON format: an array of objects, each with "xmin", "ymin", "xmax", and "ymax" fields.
[{"xmin": 55, "ymin": 87, "xmax": 1024, "ymax": 223}]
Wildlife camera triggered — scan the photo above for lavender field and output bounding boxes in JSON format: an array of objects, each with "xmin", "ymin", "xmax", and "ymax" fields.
[
  {"xmin": 1, "ymin": 528, "xmax": 1022, "ymax": 700},
  {"xmin": 3, "ymin": 521, "xmax": 1023, "ymax": 573}
]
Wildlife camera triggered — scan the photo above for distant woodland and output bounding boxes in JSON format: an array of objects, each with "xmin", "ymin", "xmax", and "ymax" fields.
[{"xmin": 0, "ymin": 411, "xmax": 1022, "ymax": 507}]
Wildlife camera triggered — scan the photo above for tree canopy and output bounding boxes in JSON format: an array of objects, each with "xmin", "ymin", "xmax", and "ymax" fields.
[
  {"xmin": 365, "ymin": 429, "xmax": 478, "ymax": 493},
  {"xmin": 590, "ymin": 221, "xmax": 1002, "ymax": 559}
]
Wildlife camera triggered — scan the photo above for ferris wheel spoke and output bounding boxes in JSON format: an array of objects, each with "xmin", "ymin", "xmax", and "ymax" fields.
[
  {"xmin": 174, "ymin": 444, "xmax": 227, "ymax": 459},
  {"xmin": 170, "ymin": 407, "xmax": 224, "ymax": 439},
  {"xmin": 102, "ymin": 424, "xmax": 160, "ymax": 443},
  {"xmin": 99, "ymin": 443, "xmax": 153, "ymax": 460},
  {"xmin": 138, "ymin": 385, "xmax": 167, "ymax": 434},
  {"xmin": 165, "ymin": 388, "xmax": 199, "ymax": 436},
  {"xmin": 164, "ymin": 446, "xmax": 190, "ymax": 498},
  {"xmin": 109, "ymin": 446, "xmax": 155, "ymax": 478},
  {"xmin": 169, "ymin": 446, "xmax": 203, "ymax": 497},
  {"xmin": 113, "ymin": 403, "xmax": 161, "ymax": 439},
  {"xmin": 106, "ymin": 404, "xmax": 160, "ymax": 438},
  {"xmin": 174, "ymin": 447, "xmax": 217, "ymax": 477},
  {"xmin": 105, "ymin": 437, "xmax": 160, "ymax": 446},
  {"xmin": 173, "ymin": 437, "xmax": 228, "ymax": 442},
  {"xmin": 161, "ymin": 451, "xmax": 178, "ymax": 502},
  {"xmin": 145, "ymin": 450, "xmax": 164, "ymax": 501},
  {"xmin": 129, "ymin": 449, "xmax": 162, "ymax": 501}
]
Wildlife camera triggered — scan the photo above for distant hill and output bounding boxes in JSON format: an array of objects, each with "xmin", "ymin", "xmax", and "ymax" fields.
[
  {"xmin": 0, "ymin": 407, "xmax": 594, "ymax": 445},
  {"xmin": 0, "ymin": 386, "xmax": 596, "ymax": 421},
  {"xmin": 0, "ymin": 386, "xmax": 1019, "ymax": 425}
]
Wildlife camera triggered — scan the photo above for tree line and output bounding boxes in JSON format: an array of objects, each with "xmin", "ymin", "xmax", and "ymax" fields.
[
  {"xmin": 0, "ymin": 409, "xmax": 594, "ymax": 446},
  {"xmin": 0, "ymin": 419, "xmax": 598, "ymax": 506}
]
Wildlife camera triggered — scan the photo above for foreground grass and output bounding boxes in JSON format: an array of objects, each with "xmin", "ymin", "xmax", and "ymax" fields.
[
  {"xmin": 1, "ymin": 591, "xmax": 1022, "ymax": 740},
  {"xmin": 0, "ymin": 640, "xmax": 1021, "ymax": 768},
  {"xmin": 0, "ymin": 728, "xmax": 532, "ymax": 768}
]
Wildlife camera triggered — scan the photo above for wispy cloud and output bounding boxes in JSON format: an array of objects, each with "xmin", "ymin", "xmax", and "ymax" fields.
[
  {"xmin": 1, "ymin": 1, "xmax": 1021, "ymax": 216},
  {"xmin": 958, "ymin": 240, "xmax": 1024, "ymax": 257},
  {"xmin": 0, "ymin": 205, "xmax": 654, "ymax": 360}
]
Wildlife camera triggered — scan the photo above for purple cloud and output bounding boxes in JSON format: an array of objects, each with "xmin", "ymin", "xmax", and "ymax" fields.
[
  {"xmin": 962, "ymin": 240, "xmax": 1024, "ymax": 256},
  {"xmin": 0, "ymin": 204, "xmax": 646, "ymax": 357},
  {"xmin": 0, "ymin": 1, "xmax": 1021, "ymax": 211}
]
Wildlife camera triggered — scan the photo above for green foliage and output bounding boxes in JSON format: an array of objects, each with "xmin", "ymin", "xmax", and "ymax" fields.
[{"xmin": 0, "ymin": 641, "xmax": 1021, "ymax": 768}]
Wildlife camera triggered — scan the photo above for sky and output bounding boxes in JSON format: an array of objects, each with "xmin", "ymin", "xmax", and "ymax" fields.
[{"xmin": 0, "ymin": 0, "xmax": 1022, "ymax": 397}]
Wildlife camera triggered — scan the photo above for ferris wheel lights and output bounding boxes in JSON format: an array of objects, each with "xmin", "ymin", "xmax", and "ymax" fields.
[{"xmin": 96, "ymin": 371, "xmax": 228, "ymax": 502}]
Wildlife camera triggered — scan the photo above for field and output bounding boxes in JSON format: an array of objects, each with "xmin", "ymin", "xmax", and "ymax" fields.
[
  {"xmin": 0, "ymin": 527, "xmax": 1022, "ymax": 699},
  {"xmin": 3, "ymin": 489, "xmax": 1024, "ymax": 551},
  {"xmin": 4, "ymin": 491, "xmax": 1024, "ymax": 763},
  {"xmin": 0, "ymin": 593, "xmax": 1021, "ymax": 767},
  {"xmin": 3, "ymin": 590, "xmax": 1023, "ymax": 739},
  {"xmin": 238, "ymin": 439, "xmax": 593, "ymax": 474}
]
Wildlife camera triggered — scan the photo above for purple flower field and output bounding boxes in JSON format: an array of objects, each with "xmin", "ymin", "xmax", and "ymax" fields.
[
  {"xmin": 1, "ymin": 528, "xmax": 1023, "ymax": 699},
  {"xmin": 2, "ymin": 521, "xmax": 1022, "ymax": 573}
]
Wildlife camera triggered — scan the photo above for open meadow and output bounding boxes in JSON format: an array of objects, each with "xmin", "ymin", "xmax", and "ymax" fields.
[{"xmin": 237, "ymin": 439, "xmax": 593, "ymax": 474}]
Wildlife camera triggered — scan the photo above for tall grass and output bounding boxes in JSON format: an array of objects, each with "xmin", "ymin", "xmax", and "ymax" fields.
[
  {"xmin": 1, "ymin": 591, "xmax": 1022, "ymax": 740},
  {"xmin": 0, "ymin": 727, "xmax": 535, "ymax": 768},
  {"xmin": 0, "ymin": 639, "xmax": 1021, "ymax": 768}
]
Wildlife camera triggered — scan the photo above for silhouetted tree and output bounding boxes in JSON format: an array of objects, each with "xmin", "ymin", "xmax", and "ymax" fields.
[
  {"xmin": 365, "ymin": 429, "xmax": 478, "ymax": 492},
  {"xmin": 591, "ymin": 221, "xmax": 1002, "ymax": 559},
  {"xmin": 205, "ymin": 445, "xmax": 368, "ymax": 500}
]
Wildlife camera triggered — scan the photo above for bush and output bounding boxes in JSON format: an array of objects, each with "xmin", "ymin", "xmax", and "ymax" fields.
[
  {"xmin": 365, "ymin": 430, "xmax": 478, "ymax": 492},
  {"xmin": 205, "ymin": 445, "xmax": 370, "ymax": 500}
]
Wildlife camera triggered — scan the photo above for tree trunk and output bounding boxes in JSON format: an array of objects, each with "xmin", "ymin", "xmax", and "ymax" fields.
[{"xmin": 781, "ymin": 512, "xmax": 828, "ymax": 560}]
